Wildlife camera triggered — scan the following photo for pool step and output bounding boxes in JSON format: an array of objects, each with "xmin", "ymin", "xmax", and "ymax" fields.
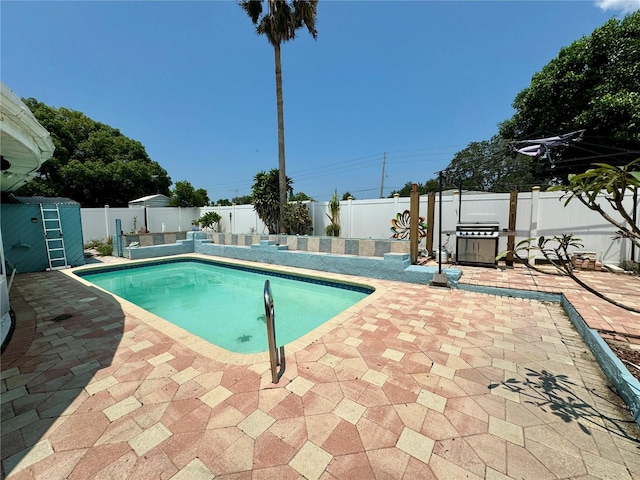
[{"xmin": 251, "ymin": 240, "xmax": 289, "ymax": 251}]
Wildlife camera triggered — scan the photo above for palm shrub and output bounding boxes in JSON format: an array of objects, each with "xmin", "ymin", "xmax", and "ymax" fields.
[{"xmin": 325, "ymin": 190, "xmax": 341, "ymax": 236}]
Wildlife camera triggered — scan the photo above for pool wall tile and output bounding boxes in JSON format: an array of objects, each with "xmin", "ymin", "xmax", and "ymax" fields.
[
  {"xmin": 125, "ymin": 241, "xmax": 193, "ymax": 259},
  {"xmin": 152, "ymin": 234, "xmax": 165, "ymax": 246},
  {"xmin": 345, "ymin": 240, "xmax": 359, "ymax": 256},
  {"xmin": 140, "ymin": 235, "xmax": 154, "ymax": 247},
  {"xmin": 191, "ymin": 242, "xmax": 460, "ymax": 286},
  {"xmin": 206, "ymin": 233, "xmax": 410, "ymax": 258},
  {"xmin": 358, "ymin": 240, "xmax": 375, "ymax": 257},
  {"xmin": 319, "ymin": 238, "xmax": 331, "ymax": 253},
  {"xmin": 375, "ymin": 241, "xmax": 391, "ymax": 257},
  {"xmin": 285, "ymin": 236, "xmax": 297, "ymax": 250},
  {"xmin": 307, "ymin": 237, "xmax": 320, "ymax": 253},
  {"xmin": 390, "ymin": 240, "xmax": 410, "ymax": 253},
  {"xmin": 330, "ymin": 239, "xmax": 346, "ymax": 255},
  {"xmin": 165, "ymin": 234, "xmax": 177, "ymax": 245},
  {"xmin": 123, "ymin": 232, "xmax": 187, "ymax": 247}
]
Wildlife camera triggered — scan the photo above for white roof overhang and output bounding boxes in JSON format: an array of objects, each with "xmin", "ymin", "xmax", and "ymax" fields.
[{"xmin": 0, "ymin": 82, "xmax": 55, "ymax": 192}]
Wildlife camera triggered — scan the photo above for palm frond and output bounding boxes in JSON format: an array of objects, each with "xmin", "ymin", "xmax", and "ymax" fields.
[
  {"xmin": 244, "ymin": 0, "xmax": 318, "ymax": 46},
  {"xmin": 293, "ymin": 0, "xmax": 318, "ymax": 39},
  {"xmin": 239, "ymin": 0, "xmax": 263, "ymax": 24}
]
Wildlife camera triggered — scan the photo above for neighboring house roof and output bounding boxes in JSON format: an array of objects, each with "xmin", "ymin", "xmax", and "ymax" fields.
[
  {"xmin": 0, "ymin": 82, "xmax": 55, "ymax": 192},
  {"xmin": 7, "ymin": 196, "xmax": 79, "ymax": 205},
  {"xmin": 128, "ymin": 194, "xmax": 170, "ymax": 207}
]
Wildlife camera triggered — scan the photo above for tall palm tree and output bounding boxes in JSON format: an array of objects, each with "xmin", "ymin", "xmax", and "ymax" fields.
[{"xmin": 240, "ymin": 0, "xmax": 318, "ymax": 233}]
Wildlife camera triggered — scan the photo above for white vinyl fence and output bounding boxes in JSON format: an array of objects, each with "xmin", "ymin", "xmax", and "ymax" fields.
[{"xmin": 81, "ymin": 189, "xmax": 639, "ymax": 265}]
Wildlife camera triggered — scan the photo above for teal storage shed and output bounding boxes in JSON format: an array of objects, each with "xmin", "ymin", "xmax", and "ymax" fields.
[{"xmin": 1, "ymin": 196, "xmax": 85, "ymax": 273}]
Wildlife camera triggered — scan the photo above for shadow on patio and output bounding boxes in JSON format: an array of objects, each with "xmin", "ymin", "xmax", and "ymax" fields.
[{"xmin": 1, "ymin": 272, "xmax": 125, "ymax": 477}]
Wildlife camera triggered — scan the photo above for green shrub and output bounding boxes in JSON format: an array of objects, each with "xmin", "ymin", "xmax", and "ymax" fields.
[
  {"xmin": 284, "ymin": 202, "xmax": 312, "ymax": 235},
  {"xmin": 198, "ymin": 211, "xmax": 222, "ymax": 231},
  {"xmin": 325, "ymin": 223, "xmax": 340, "ymax": 236},
  {"xmin": 84, "ymin": 238, "xmax": 113, "ymax": 256}
]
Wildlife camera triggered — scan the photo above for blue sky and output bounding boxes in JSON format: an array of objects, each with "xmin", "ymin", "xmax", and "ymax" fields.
[{"xmin": 2, "ymin": 1, "xmax": 637, "ymax": 202}]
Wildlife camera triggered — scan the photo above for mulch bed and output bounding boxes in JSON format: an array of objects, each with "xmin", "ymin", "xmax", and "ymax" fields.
[{"xmin": 605, "ymin": 339, "xmax": 640, "ymax": 383}]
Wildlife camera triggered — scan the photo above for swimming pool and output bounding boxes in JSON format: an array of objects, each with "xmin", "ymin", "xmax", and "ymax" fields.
[{"xmin": 75, "ymin": 258, "xmax": 373, "ymax": 354}]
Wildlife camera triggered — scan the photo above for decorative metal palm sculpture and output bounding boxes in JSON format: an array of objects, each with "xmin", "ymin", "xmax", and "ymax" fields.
[{"xmin": 390, "ymin": 210, "xmax": 428, "ymax": 240}]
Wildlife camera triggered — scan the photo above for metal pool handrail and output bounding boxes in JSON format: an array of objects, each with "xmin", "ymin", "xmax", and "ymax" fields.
[{"xmin": 264, "ymin": 280, "xmax": 285, "ymax": 383}]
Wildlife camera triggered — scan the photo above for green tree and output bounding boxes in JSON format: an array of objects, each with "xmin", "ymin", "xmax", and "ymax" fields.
[
  {"xmin": 423, "ymin": 178, "xmax": 440, "ymax": 192},
  {"xmin": 233, "ymin": 194, "xmax": 253, "ymax": 205},
  {"xmin": 341, "ymin": 192, "xmax": 355, "ymax": 200},
  {"xmin": 444, "ymin": 135, "xmax": 543, "ymax": 192},
  {"xmin": 251, "ymin": 169, "xmax": 293, "ymax": 234},
  {"xmin": 216, "ymin": 198, "xmax": 233, "ymax": 206},
  {"xmin": 550, "ymin": 159, "xmax": 640, "ymax": 251},
  {"xmin": 389, "ymin": 179, "xmax": 441, "ymax": 197},
  {"xmin": 17, "ymin": 99, "xmax": 171, "ymax": 206},
  {"xmin": 169, "ymin": 180, "xmax": 210, "ymax": 207},
  {"xmin": 499, "ymin": 12, "xmax": 640, "ymax": 182},
  {"xmin": 240, "ymin": 0, "xmax": 318, "ymax": 233},
  {"xmin": 290, "ymin": 191, "xmax": 313, "ymax": 202}
]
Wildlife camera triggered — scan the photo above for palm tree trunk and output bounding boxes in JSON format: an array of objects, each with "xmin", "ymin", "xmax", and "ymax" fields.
[{"xmin": 274, "ymin": 41, "xmax": 287, "ymax": 234}]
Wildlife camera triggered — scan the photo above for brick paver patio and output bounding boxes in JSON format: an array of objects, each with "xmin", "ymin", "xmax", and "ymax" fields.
[{"xmin": 2, "ymin": 255, "xmax": 639, "ymax": 479}]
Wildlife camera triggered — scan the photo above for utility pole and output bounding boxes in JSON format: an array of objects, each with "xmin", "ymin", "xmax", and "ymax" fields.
[{"xmin": 379, "ymin": 152, "xmax": 386, "ymax": 198}]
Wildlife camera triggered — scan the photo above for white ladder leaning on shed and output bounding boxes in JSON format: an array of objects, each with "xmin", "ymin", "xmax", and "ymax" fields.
[{"xmin": 40, "ymin": 204, "xmax": 69, "ymax": 270}]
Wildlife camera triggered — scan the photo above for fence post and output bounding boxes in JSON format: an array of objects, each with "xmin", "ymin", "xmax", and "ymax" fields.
[
  {"xmin": 530, "ymin": 186, "xmax": 540, "ymax": 239},
  {"xmin": 506, "ymin": 191, "xmax": 518, "ymax": 266},
  {"xmin": 232, "ymin": 203, "xmax": 236, "ymax": 233},
  {"xmin": 348, "ymin": 197, "xmax": 353, "ymax": 238},
  {"xmin": 426, "ymin": 193, "xmax": 435, "ymax": 255},
  {"xmin": 410, "ymin": 185, "xmax": 419, "ymax": 264},
  {"xmin": 104, "ymin": 205, "xmax": 110, "ymax": 240}
]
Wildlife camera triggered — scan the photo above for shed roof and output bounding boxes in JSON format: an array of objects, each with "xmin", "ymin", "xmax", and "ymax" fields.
[
  {"xmin": 129, "ymin": 194, "xmax": 170, "ymax": 203},
  {"xmin": 8, "ymin": 196, "xmax": 79, "ymax": 205}
]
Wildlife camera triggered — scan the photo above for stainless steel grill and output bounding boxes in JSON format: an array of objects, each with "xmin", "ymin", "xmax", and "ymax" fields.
[{"xmin": 455, "ymin": 222, "xmax": 500, "ymax": 267}]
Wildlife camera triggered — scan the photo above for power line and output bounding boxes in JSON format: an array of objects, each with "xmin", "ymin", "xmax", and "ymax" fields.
[{"xmin": 198, "ymin": 144, "xmax": 465, "ymax": 190}]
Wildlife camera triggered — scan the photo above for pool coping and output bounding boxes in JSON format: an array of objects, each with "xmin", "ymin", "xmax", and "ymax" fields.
[{"xmin": 64, "ymin": 254, "xmax": 387, "ymax": 366}]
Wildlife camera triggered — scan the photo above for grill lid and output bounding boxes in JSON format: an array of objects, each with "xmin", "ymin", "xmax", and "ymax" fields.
[{"xmin": 456, "ymin": 222, "xmax": 500, "ymax": 237}]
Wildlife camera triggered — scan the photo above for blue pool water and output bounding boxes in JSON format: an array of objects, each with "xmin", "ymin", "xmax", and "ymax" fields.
[{"xmin": 76, "ymin": 259, "xmax": 372, "ymax": 353}]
